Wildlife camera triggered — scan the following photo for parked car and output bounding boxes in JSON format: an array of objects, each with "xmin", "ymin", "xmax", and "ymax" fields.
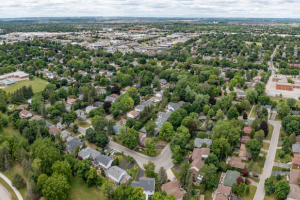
[
  {"xmin": 107, "ymin": 152, "xmax": 111, "ymax": 156},
  {"xmin": 253, "ymin": 174, "xmax": 259, "ymax": 178},
  {"xmin": 111, "ymin": 151, "xmax": 115, "ymax": 156}
]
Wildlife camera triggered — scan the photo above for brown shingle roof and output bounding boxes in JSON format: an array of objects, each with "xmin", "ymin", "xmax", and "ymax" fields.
[
  {"xmin": 243, "ymin": 126, "xmax": 252, "ymax": 134},
  {"xmin": 20, "ymin": 110, "xmax": 31, "ymax": 116},
  {"xmin": 162, "ymin": 180, "xmax": 183, "ymax": 200},
  {"xmin": 292, "ymin": 154, "xmax": 300, "ymax": 165},
  {"xmin": 17, "ymin": 104, "xmax": 29, "ymax": 109},
  {"xmin": 241, "ymin": 136, "xmax": 251, "ymax": 144},
  {"xmin": 229, "ymin": 157, "xmax": 245, "ymax": 169},
  {"xmin": 215, "ymin": 184, "xmax": 231, "ymax": 200},
  {"xmin": 49, "ymin": 126, "xmax": 61, "ymax": 135},
  {"xmin": 290, "ymin": 169, "xmax": 300, "ymax": 185}
]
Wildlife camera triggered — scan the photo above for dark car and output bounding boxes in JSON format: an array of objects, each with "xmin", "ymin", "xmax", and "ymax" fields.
[
  {"xmin": 253, "ymin": 174, "xmax": 259, "ymax": 178},
  {"xmin": 107, "ymin": 152, "xmax": 111, "ymax": 156}
]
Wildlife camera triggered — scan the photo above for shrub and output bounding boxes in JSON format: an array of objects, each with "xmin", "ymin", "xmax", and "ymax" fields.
[
  {"xmin": 197, "ymin": 132, "xmax": 208, "ymax": 139},
  {"xmin": 246, "ymin": 186, "xmax": 250, "ymax": 194},
  {"xmin": 278, "ymin": 150, "xmax": 285, "ymax": 158},
  {"xmin": 276, "ymin": 174, "xmax": 282, "ymax": 180},
  {"xmin": 242, "ymin": 166, "xmax": 249, "ymax": 176},
  {"xmin": 12, "ymin": 173, "xmax": 25, "ymax": 189},
  {"xmin": 237, "ymin": 177, "xmax": 244, "ymax": 185}
]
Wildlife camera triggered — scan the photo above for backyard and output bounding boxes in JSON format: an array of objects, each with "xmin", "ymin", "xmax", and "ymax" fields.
[{"xmin": 2, "ymin": 78, "xmax": 49, "ymax": 93}]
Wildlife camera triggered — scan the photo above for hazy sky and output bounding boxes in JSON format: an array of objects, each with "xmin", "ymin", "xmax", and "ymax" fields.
[{"xmin": 1, "ymin": 0, "xmax": 300, "ymax": 18}]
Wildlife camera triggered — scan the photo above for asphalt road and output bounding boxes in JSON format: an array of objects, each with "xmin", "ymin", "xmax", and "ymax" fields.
[
  {"xmin": 0, "ymin": 173, "xmax": 23, "ymax": 200},
  {"xmin": 107, "ymin": 141, "xmax": 174, "ymax": 172},
  {"xmin": 0, "ymin": 184, "xmax": 11, "ymax": 200},
  {"xmin": 253, "ymin": 120, "xmax": 281, "ymax": 200}
]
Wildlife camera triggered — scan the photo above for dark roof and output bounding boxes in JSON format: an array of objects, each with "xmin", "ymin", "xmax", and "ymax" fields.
[
  {"xmin": 131, "ymin": 177, "xmax": 155, "ymax": 192},
  {"xmin": 291, "ymin": 110, "xmax": 299, "ymax": 115},
  {"xmin": 94, "ymin": 101, "xmax": 104, "ymax": 107},
  {"xmin": 66, "ymin": 137, "xmax": 83, "ymax": 153}
]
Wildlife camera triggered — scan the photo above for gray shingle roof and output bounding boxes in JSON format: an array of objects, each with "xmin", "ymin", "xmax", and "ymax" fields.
[
  {"xmin": 78, "ymin": 147, "xmax": 101, "ymax": 159},
  {"xmin": 106, "ymin": 166, "xmax": 126, "ymax": 182},
  {"xmin": 131, "ymin": 177, "xmax": 155, "ymax": 192},
  {"xmin": 66, "ymin": 137, "xmax": 83, "ymax": 153},
  {"xmin": 292, "ymin": 144, "xmax": 300, "ymax": 153},
  {"xmin": 168, "ymin": 102, "xmax": 180, "ymax": 111},
  {"xmin": 94, "ymin": 155, "xmax": 113, "ymax": 167},
  {"xmin": 194, "ymin": 138, "xmax": 213, "ymax": 148}
]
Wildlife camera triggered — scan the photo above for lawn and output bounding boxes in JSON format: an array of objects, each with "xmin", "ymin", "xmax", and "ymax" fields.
[
  {"xmin": 66, "ymin": 127, "xmax": 79, "ymax": 136},
  {"xmin": 0, "ymin": 177, "xmax": 18, "ymax": 200},
  {"xmin": 270, "ymin": 96, "xmax": 300, "ymax": 107},
  {"xmin": 2, "ymin": 120, "xmax": 24, "ymax": 140},
  {"xmin": 266, "ymin": 124, "xmax": 274, "ymax": 140},
  {"xmin": 245, "ymin": 41, "xmax": 263, "ymax": 47},
  {"xmin": 3, "ymin": 78, "xmax": 49, "ymax": 94},
  {"xmin": 264, "ymin": 194, "xmax": 277, "ymax": 200},
  {"xmin": 134, "ymin": 148, "xmax": 163, "ymax": 157},
  {"xmin": 262, "ymin": 142, "xmax": 270, "ymax": 150},
  {"xmin": 272, "ymin": 166, "xmax": 290, "ymax": 171},
  {"xmin": 274, "ymin": 149, "xmax": 292, "ymax": 163},
  {"xmin": 68, "ymin": 176, "xmax": 105, "ymax": 200},
  {"xmin": 127, "ymin": 163, "xmax": 140, "ymax": 181},
  {"xmin": 74, "ymin": 120, "xmax": 91, "ymax": 128},
  {"xmin": 112, "ymin": 155, "xmax": 127, "ymax": 164},
  {"xmin": 84, "ymin": 141, "xmax": 101, "ymax": 151},
  {"xmin": 171, "ymin": 168, "xmax": 180, "ymax": 179},
  {"xmin": 2, "ymin": 162, "xmax": 27, "ymax": 199},
  {"xmin": 278, "ymin": 127, "xmax": 288, "ymax": 144},
  {"xmin": 243, "ymin": 157, "xmax": 265, "ymax": 174},
  {"xmin": 250, "ymin": 109, "xmax": 257, "ymax": 118},
  {"xmin": 240, "ymin": 185, "xmax": 257, "ymax": 200}
]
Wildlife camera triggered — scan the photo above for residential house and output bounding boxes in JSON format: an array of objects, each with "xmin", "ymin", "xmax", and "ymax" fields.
[
  {"xmin": 223, "ymin": 170, "xmax": 240, "ymax": 187},
  {"xmin": 296, "ymin": 135, "xmax": 300, "ymax": 144},
  {"xmin": 239, "ymin": 144, "xmax": 252, "ymax": 161},
  {"xmin": 66, "ymin": 137, "xmax": 83, "ymax": 153},
  {"xmin": 113, "ymin": 125, "xmax": 121, "ymax": 134},
  {"xmin": 139, "ymin": 132, "xmax": 149, "ymax": 146},
  {"xmin": 159, "ymin": 79, "xmax": 167, "ymax": 85},
  {"xmin": 158, "ymin": 111, "xmax": 171, "ymax": 121},
  {"xmin": 177, "ymin": 101, "xmax": 185, "ymax": 107},
  {"xmin": 292, "ymin": 144, "xmax": 300, "ymax": 154},
  {"xmin": 213, "ymin": 184, "xmax": 232, "ymax": 200},
  {"xmin": 99, "ymin": 70, "xmax": 107, "ymax": 75},
  {"xmin": 291, "ymin": 110, "xmax": 300, "ymax": 115},
  {"xmin": 194, "ymin": 138, "xmax": 213, "ymax": 148},
  {"xmin": 229, "ymin": 157, "xmax": 245, "ymax": 170},
  {"xmin": 105, "ymin": 166, "xmax": 131, "ymax": 185},
  {"xmin": 29, "ymin": 115, "xmax": 42, "ymax": 121},
  {"xmin": 117, "ymin": 118, "xmax": 127, "ymax": 126},
  {"xmin": 67, "ymin": 98, "xmax": 77, "ymax": 106},
  {"xmin": 20, "ymin": 110, "xmax": 32, "ymax": 118},
  {"xmin": 17, "ymin": 104, "xmax": 29, "ymax": 110},
  {"xmin": 105, "ymin": 96, "xmax": 117, "ymax": 103},
  {"xmin": 161, "ymin": 180, "xmax": 184, "ymax": 200},
  {"xmin": 78, "ymin": 146, "xmax": 101, "ymax": 160},
  {"xmin": 131, "ymin": 178, "xmax": 155, "ymax": 200},
  {"xmin": 292, "ymin": 154, "xmax": 300, "ymax": 169},
  {"xmin": 241, "ymin": 136, "xmax": 251, "ymax": 144},
  {"xmin": 135, "ymin": 105, "xmax": 145, "ymax": 112},
  {"xmin": 60, "ymin": 130, "xmax": 71, "ymax": 140},
  {"xmin": 142, "ymin": 101, "xmax": 155, "ymax": 107},
  {"xmin": 168, "ymin": 102, "xmax": 181, "ymax": 112},
  {"xmin": 190, "ymin": 148, "xmax": 210, "ymax": 182},
  {"xmin": 85, "ymin": 106, "xmax": 97, "ymax": 114},
  {"xmin": 93, "ymin": 155, "xmax": 114, "ymax": 170},
  {"xmin": 243, "ymin": 126, "xmax": 252, "ymax": 136},
  {"xmin": 287, "ymin": 169, "xmax": 300, "ymax": 200},
  {"xmin": 110, "ymin": 94, "xmax": 120, "ymax": 99},
  {"xmin": 75, "ymin": 109, "xmax": 86, "ymax": 119},
  {"xmin": 155, "ymin": 90, "xmax": 164, "ymax": 98},
  {"xmin": 107, "ymin": 71, "xmax": 113, "ymax": 76},
  {"xmin": 49, "ymin": 126, "xmax": 61, "ymax": 135},
  {"xmin": 65, "ymin": 104, "xmax": 71, "ymax": 113},
  {"xmin": 127, "ymin": 110, "xmax": 140, "ymax": 119},
  {"xmin": 94, "ymin": 101, "xmax": 104, "ymax": 107}
]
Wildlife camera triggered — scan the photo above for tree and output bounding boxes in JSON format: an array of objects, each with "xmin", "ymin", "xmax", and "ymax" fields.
[
  {"xmin": 42, "ymin": 173, "xmax": 70, "ymax": 200},
  {"xmin": 259, "ymin": 120, "xmax": 269, "ymax": 137},
  {"xmin": 145, "ymin": 120, "xmax": 157, "ymax": 136},
  {"xmin": 251, "ymin": 120, "xmax": 259, "ymax": 132},
  {"xmin": 237, "ymin": 183, "xmax": 245, "ymax": 196},
  {"xmin": 51, "ymin": 161, "xmax": 72, "ymax": 181},
  {"xmin": 246, "ymin": 88, "xmax": 258, "ymax": 104},
  {"xmin": 101, "ymin": 179, "xmax": 114, "ymax": 200},
  {"xmin": 252, "ymin": 163, "xmax": 260, "ymax": 174},
  {"xmin": 110, "ymin": 102, "xmax": 126, "ymax": 118},
  {"xmin": 276, "ymin": 102, "xmax": 290, "ymax": 118},
  {"xmin": 103, "ymin": 101, "xmax": 111, "ymax": 112},
  {"xmin": 170, "ymin": 133, "xmax": 187, "ymax": 153},
  {"xmin": 61, "ymin": 113, "xmax": 74, "ymax": 128},
  {"xmin": 49, "ymin": 93, "xmax": 56, "ymax": 105},
  {"xmin": 241, "ymin": 99, "xmax": 251, "ymax": 111},
  {"xmin": 12, "ymin": 173, "xmax": 25, "ymax": 189},
  {"xmin": 199, "ymin": 164, "xmax": 218, "ymax": 188},
  {"xmin": 86, "ymin": 168, "xmax": 101, "ymax": 187},
  {"xmin": 274, "ymin": 180, "xmax": 290, "ymax": 200},
  {"xmin": 254, "ymin": 130, "xmax": 265, "ymax": 144},
  {"xmin": 242, "ymin": 166, "xmax": 248, "ymax": 176},
  {"xmin": 73, "ymin": 124, "xmax": 79, "ymax": 133},
  {"xmin": 58, "ymin": 88, "xmax": 68, "ymax": 98},
  {"xmin": 169, "ymin": 108, "xmax": 188, "ymax": 129},
  {"xmin": 31, "ymin": 98, "xmax": 42, "ymax": 112},
  {"xmin": 160, "ymin": 122, "xmax": 175, "ymax": 141},
  {"xmin": 246, "ymin": 139, "xmax": 261, "ymax": 158},
  {"xmin": 264, "ymin": 175, "xmax": 276, "ymax": 195},
  {"xmin": 91, "ymin": 115, "xmax": 108, "ymax": 131},
  {"xmin": 37, "ymin": 174, "xmax": 48, "ymax": 192},
  {"xmin": 26, "ymin": 179, "xmax": 40, "ymax": 200},
  {"xmin": 187, "ymin": 120, "xmax": 197, "ymax": 137},
  {"xmin": 215, "ymin": 109, "xmax": 225, "ymax": 120},
  {"xmin": 232, "ymin": 183, "xmax": 238, "ymax": 193},
  {"xmin": 145, "ymin": 138, "xmax": 157, "ymax": 155},
  {"xmin": 158, "ymin": 167, "xmax": 168, "ymax": 184},
  {"xmin": 205, "ymin": 154, "xmax": 221, "ymax": 169},
  {"xmin": 107, "ymin": 120, "xmax": 114, "ymax": 135},
  {"xmin": 178, "ymin": 161, "xmax": 190, "ymax": 186},
  {"xmin": 247, "ymin": 160, "xmax": 254, "ymax": 172},
  {"xmin": 287, "ymin": 98, "xmax": 296, "ymax": 108},
  {"xmin": 95, "ymin": 131, "xmax": 109, "ymax": 148},
  {"xmin": 118, "ymin": 127, "xmax": 139, "ymax": 149},
  {"xmin": 243, "ymin": 112, "xmax": 248, "ymax": 120},
  {"xmin": 227, "ymin": 107, "xmax": 239, "ymax": 120},
  {"xmin": 171, "ymin": 145, "xmax": 183, "ymax": 164},
  {"xmin": 176, "ymin": 126, "xmax": 190, "ymax": 140},
  {"xmin": 289, "ymin": 133, "xmax": 296, "ymax": 146},
  {"xmin": 144, "ymin": 161, "xmax": 155, "ymax": 177},
  {"xmin": 86, "ymin": 128, "xmax": 97, "ymax": 143},
  {"xmin": 211, "ymin": 138, "xmax": 231, "ymax": 160}
]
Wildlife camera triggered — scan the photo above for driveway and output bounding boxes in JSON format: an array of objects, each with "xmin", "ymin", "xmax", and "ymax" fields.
[
  {"xmin": 166, "ymin": 168, "xmax": 176, "ymax": 181},
  {"xmin": 253, "ymin": 120, "xmax": 281, "ymax": 200},
  {"xmin": 107, "ymin": 141, "xmax": 174, "ymax": 172},
  {"xmin": 135, "ymin": 168, "xmax": 145, "ymax": 181},
  {"xmin": 273, "ymin": 162, "xmax": 291, "ymax": 168},
  {"xmin": 119, "ymin": 160, "xmax": 136, "ymax": 170},
  {"xmin": 0, "ymin": 173, "xmax": 23, "ymax": 200}
]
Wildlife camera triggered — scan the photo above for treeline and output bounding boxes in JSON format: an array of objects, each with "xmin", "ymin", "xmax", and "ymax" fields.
[{"xmin": 11, "ymin": 85, "xmax": 34, "ymax": 103}]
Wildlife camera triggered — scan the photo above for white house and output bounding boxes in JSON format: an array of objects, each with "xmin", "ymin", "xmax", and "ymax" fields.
[
  {"xmin": 135, "ymin": 105, "xmax": 145, "ymax": 112},
  {"xmin": 127, "ymin": 110, "xmax": 140, "ymax": 119},
  {"xmin": 105, "ymin": 166, "xmax": 131, "ymax": 185},
  {"xmin": 131, "ymin": 178, "xmax": 155, "ymax": 200},
  {"xmin": 85, "ymin": 106, "xmax": 97, "ymax": 114},
  {"xmin": 93, "ymin": 155, "xmax": 114, "ymax": 170},
  {"xmin": 20, "ymin": 110, "xmax": 32, "ymax": 118},
  {"xmin": 167, "ymin": 102, "xmax": 180, "ymax": 112},
  {"xmin": 155, "ymin": 90, "xmax": 164, "ymax": 98}
]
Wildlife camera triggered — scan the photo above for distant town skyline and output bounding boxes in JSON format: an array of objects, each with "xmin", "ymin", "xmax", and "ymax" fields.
[{"xmin": 1, "ymin": 0, "xmax": 300, "ymax": 19}]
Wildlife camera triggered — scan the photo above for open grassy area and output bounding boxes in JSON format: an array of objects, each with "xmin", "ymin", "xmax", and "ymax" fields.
[
  {"xmin": 240, "ymin": 185, "xmax": 257, "ymax": 200},
  {"xmin": 134, "ymin": 148, "xmax": 163, "ymax": 157},
  {"xmin": 278, "ymin": 127, "xmax": 288, "ymax": 145},
  {"xmin": 264, "ymin": 194, "xmax": 277, "ymax": 200},
  {"xmin": 250, "ymin": 109, "xmax": 257, "ymax": 118},
  {"xmin": 245, "ymin": 41, "xmax": 262, "ymax": 47},
  {"xmin": 272, "ymin": 166, "xmax": 290, "ymax": 171},
  {"xmin": 74, "ymin": 120, "xmax": 91, "ymax": 128},
  {"xmin": 243, "ymin": 157, "xmax": 265, "ymax": 174},
  {"xmin": 112, "ymin": 155, "xmax": 127, "ymax": 164},
  {"xmin": 2, "ymin": 119, "xmax": 24, "ymax": 140},
  {"xmin": 266, "ymin": 124, "xmax": 274, "ymax": 140},
  {"xmin": 270, "ymin": 96, "xmax": 300, "ymax": 107},
  {"xmin": 262, "ymin": 142, "xmax": 270, "ymax": 150},
  {"xmin": 0, "ymin": 177, "xmax": 18, "ymax": 200},
  {"xmin": 274, "ymin": 149, "xmax": 292, "ymax": 163},
  {"xmin": 171, "ymin": 168, "xmax": 180, "ymax": 179},
  {"xmin": 3, "ymin": 78, "xmax": 49, "ymax": 94},
  {"xmin": 68, "ymin": 176, "xmax": 105, "ymax": 200},
  {"xmin": 2, "ymin": 162, "xmax": 27, "ymax": 199},
  {"xmin": 66, "ymin": 127, "xmax": 79, "ymax": 136},
  {"xmin": 127, "ymin": 163, "xmax": 140, "ymax": 181}
]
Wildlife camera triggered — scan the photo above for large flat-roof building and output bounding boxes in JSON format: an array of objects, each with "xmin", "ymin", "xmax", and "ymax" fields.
[{"xmin": 0, "ymin": 71, "xmax": 29, "ymax": 84}]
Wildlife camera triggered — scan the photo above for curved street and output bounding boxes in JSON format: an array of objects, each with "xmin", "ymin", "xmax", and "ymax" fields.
[{"xmin": 0, "ymin": 173, "xmax": 23, "ymax": 200}]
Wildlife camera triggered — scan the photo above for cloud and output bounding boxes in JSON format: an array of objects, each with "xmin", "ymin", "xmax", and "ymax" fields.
[{"xmin": 1, "ymin": 0, "xmax": 300, "ymax": 18}]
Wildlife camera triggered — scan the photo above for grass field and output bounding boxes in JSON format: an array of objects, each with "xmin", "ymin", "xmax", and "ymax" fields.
[
  {"xmin": 2, "ymin": 78, "xmax": 49, "ymax": 94},
  {"xmin": 134, "ymin": 148, "xmax": 163, "ymax": 157},
  {"xmin": 0, "ymin": 177, "xmax": 18, "ymax": 200},
  {"xmin": 112, "ymin": 155, "xmax": 127, "ymax": 164},
  {"xmin": 274, "ymin": 149, "xmax": 292, "ymax": 163},
  {"xmin": 264, "ymin": 194, "xmax": 276, "ymax": 200},
  {"xmin": 240, "ymin": 185, "xmax": 257, "ymax": 200},
  {"xmin": 68, "ymin": 176, "xmax": 105, "ymax": 200},
  {"xmin": 266, "ymin": 124, "xmax": 274, "ymax": 140},
  {"xmin": 270, "ymin": 96, "xmax": 300, "ymax": 107},
  {"xmin": 245, "ymin": 41, "xmax": 263, "ymax": 47},
  {"xmin": 74, "ymin": 120, "xmax": 91, "ymax": 128},
  {"xmin": 2, "ymin": 118, "xmax": 24, "ymax": 140},
  {"xmin": 262, "ymin": 142, "xmax": 270, "ymax": 150},
  {"xmin": 127, "ymin": 163, "xmax": 140, "ymax": 181}
]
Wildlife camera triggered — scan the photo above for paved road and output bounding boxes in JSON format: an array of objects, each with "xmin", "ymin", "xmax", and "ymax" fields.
[
  {"xmin": 0, "ymin": 173, "xmax": 23, "ymax": 200},
  {"xmin": 253, "ymin": 120, "xmax": 281, "ymax": 200},
  {"xmin": 0, "ymin": 184, "xmax": 11, "ymax": 200},
  {"xmin": 107, "ymin": 141, "xmax": 174, "ymax": 172}
]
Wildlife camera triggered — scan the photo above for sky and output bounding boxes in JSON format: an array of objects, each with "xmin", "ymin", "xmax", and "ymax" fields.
[{"xmin": 1, "ymin": 0, "xmax": 300, "ymax": 18}]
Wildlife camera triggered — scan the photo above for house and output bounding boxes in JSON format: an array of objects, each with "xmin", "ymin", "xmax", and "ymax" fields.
[
  {"xmin": 66, "ymin": 137, "xmax": 83, "ymax": 153},
  {"xmin": 93, "ymin": 155, "xmax": 114, "ymax": 170},
  {"xmin": 155, "ymin": 90, "xmax": 164, "ymax": 98},
  {"xmin": 20, "ymin": 110, "xmax": 32, "ymax": 118},
  {"xmin": 105, "ymin": 96, "xmax": 117, "ymax": 103},
  {"xmin": 94, "ymin": 101, "xmax": 104, "ymax": 107},
  {"xmin": 159, "ymin": 79, "xmax": 167, "ymax": 85},
  {"xmin": 117, "ymin": 118, "xmax": 127, "ymax": 126},
  {"xmin": 292, "ymin": 144, "xmax": 300, "ymax": 154},
  {"xmin": 291, "ymin": 110, "xmax": 299, "ymax": 115},
  {"xmin": 287, "ymin": 184, "xmax": 300, "ymax": 200},
  {"xmin": 142, "ymin": 101, "xmax": 155, "ymax": 107},
  {"xmin": 241, "ymin": 136, "xmax": 251, "ymax": 144},
  {"xmin": 296, "ymin": 135, "xmax": 300, "ymax": 144},
  {"xmin": 239, "ymin": 144, "xmax": 252, "ymax": 161},
  {"xmin": 213, "ymin": 184, "xmax": 232, "ymax": 200},
  {"xmin": 135, "ymin": 105, "xmax": 145, "ymax": 112},
  {"xmin": 49, "ymin": 126, "xmax": 61, "ymax": 135},
  {"xmin": 290, "ymin": 168, "xmax": 300, "ymax": 185},
  {"xmin": 141, "ymin": 137, "xmax": 149, "ymax": 146},
  {"xmin": 223, "ymin": 170, "xmax": 240, "ymax": 187},
  {"xmin": 194, "ymin": 138, "xmax": 213, "ymax": 148},
  {"xmin": 85, "ymin": 106, "xmax": 97, "ymax": 114},
  {"xmin": 158, "ymin": 111, "xmax": 172, "ymax": 120},
  {"xmin": 110, "ymin": 94, "xmax": 120, "ymax": 99},
  {"xmin": 105, "ymin": 166, "xmax": 131, "ymax": 185},
  {"xmin": 17, "ymin": 104, "xmax": 29, "ymax": 110},
  {"xmin": 131, "ymin": 177, "xmax": 155, "ymax": 200},
  {"xmin": 177, "ymin": 101, "xmax": 185, "ymax": 106},
  {"xmin": 190, "ymin": 148, "xmax": 210, "ymax": 182},
  {"xmin": 113, "ymin": 125, "xmax": 121, "ymax": 134},
  {"xmin": 162, "ymin": 180, "xmax": 184, "ymax": 200},
  {"xmin": 229, "ymin": 157, "xmax": 245, "ymax": 170},
  {"xmin": 60, "ymin": 130, "xmax": 71, "ymax": 140},
  {"xmin": 65, "ymin": 104, "xmax": 71, "ymax": 113},
  {"xmin": 139, "ymin": 132, "xmax": 149, "ymax": 146},
  {"xmin": 99, "ymin": 70, "xmax": 107, "ymax": 75},
  {"xmin": 67, "ymin": 98, "xmax": 77, "ymax": 106},
  {"xmin": 107, "ymin": 71, "xmax": 113, "ymax": 76},
  {"xmin": 243, "ymin": 126, "xmax": 252, "ymax": 136},
  {"xmin": 78, "ymin": 146, "xmax": 101, "ymax": 160},
  {"xmin": 292, "ymin": 154, "xmax": 300, "ymax": 169},
  {"xmin": 168, "ymin": 102, "xmax": 181, "ymax": 112},
  {"xmin": 29, "ymin": 115, "xmax": 42, "ymax": 121},
  {"xmin": 127, "ymin": 110, "xmax": 140, "ymax": 119}
]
